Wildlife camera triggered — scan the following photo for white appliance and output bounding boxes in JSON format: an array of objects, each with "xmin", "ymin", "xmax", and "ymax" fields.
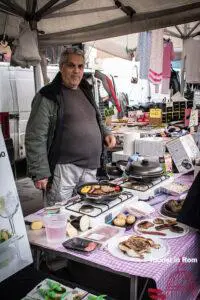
[
  {"xmin": 134, "ymin": 137, "xmax": 165, "ymax": 157},
  {"xmin": 64, "ymin": 192, "xmax": 138, "ymax": 227}
]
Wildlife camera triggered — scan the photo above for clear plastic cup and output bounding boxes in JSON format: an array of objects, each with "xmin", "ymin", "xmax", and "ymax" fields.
[{"xmin": 43, "ymin": 213, "xmax": 67, "ymax": 244}]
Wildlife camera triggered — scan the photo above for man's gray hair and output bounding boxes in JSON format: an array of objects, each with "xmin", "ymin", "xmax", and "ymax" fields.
[{"xmin": 59, "ymin": 47, "xmax": 85, "ymax": 69}]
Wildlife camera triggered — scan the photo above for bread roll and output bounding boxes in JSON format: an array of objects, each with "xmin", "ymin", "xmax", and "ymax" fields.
[
  {"xmin": 117, "ymin": 213, "xmax": 126, "ymax": 220},
  {"xmin": 126, "ymin": 215, "xmax": 136, "ymax": 225},
  {"xmin": 113, "ymin": 218, "xmax": 126, "ymax": 227}
]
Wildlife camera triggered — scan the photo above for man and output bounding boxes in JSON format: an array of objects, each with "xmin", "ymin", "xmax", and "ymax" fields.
[{"xmin": 25, "ymin": 47, "xmax": 116, "ymax": 205}]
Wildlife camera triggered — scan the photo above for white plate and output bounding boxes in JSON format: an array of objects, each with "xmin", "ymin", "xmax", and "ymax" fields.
[
  {"xmin": 134, "ymin": 217, "xmax": 189, "ymax": 239},
  {"xmin": 107, "ymin": 235, "xmax": 169, "ymax": 262}
]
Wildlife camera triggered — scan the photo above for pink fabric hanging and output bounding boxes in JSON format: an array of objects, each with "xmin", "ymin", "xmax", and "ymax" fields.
[
  {"xmin": 148, "ymin": 29, "xmax": 164, "ymax": 85},
  {"xmin": 161, "ymin": 40, "xmax": 175, "ymax": 94}
]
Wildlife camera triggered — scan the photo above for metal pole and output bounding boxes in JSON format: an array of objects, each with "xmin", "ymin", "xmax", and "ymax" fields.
[
  {"xmin": 33, "ymin": 64, "xmax": 43, "ymax": 93},
  {"xmin": 180, "ymin": 24, "xmax": 188, "ymax": 95},
  {"xmin": 186, "ymin": 21, "xmax": 200, "ymax": 37}
]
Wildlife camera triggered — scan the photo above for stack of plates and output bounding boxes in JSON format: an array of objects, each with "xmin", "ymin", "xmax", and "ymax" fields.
[{"xmin": 160, "ymin": 199, "xmax": 185, "ymax": 218}]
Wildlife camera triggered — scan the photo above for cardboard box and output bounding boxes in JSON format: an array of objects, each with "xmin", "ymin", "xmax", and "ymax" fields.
[{"xmin": 166, "ymin": 134, "xmax": 200, "ymax": 173}]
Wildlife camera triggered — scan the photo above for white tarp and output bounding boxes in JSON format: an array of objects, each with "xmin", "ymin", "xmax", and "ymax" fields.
[{"xmin": 1, "ymin": 1, "xmax": 200, "ymax": 48}]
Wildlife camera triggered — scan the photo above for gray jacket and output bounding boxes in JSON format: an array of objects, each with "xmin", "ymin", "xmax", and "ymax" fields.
[{"xmin": 25, "ymin": 72, "xmax": 111, "ymax": 181}]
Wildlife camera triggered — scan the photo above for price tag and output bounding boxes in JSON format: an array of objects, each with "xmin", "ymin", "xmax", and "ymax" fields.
[{"xmin": 150, "ymin": 109, "xmax": 162, "ymax": 119}]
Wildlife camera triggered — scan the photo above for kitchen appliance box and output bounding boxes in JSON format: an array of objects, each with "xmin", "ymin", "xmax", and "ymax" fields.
[{"xmin": 166, "ymin": 134, "xmax": 200, "ymax": 173}]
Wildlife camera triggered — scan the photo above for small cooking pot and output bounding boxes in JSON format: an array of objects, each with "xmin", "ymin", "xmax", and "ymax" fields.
[
  {"xmin": 77, "ymin": 182, "xmax": 123, "ymax": 203},
  {"xmin": 125, "ymin": 159, "xmax": 163, "ymax": 180},
  {"xmin": 106, "ymin": 163, "xmax": 123, "ymax": 178}
]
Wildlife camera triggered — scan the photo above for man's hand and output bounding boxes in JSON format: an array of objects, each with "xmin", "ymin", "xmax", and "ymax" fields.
[
  {"xmin": 34, "ymin": 178, "xmax": 48, "ymax": 190},
  {"xmin": 104, "ymin": 134, "xmax": 116, "ymax": 149}
]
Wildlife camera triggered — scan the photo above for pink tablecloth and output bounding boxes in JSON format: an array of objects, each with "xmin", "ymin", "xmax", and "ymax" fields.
[
  {"xmin": 30, "ymin": 174, "xmax": 200, "ymax": 299},
  {"xmin": 57, "ymin": 174, "xmax": 200, "ymax": 300},
  {"xmin": 57, "ymin": 232, "xmax": 200, "ymax": 300}
]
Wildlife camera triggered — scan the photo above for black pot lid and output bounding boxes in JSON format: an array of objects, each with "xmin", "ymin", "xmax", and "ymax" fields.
[{"xmin": 125, "ymin": 159, "xmax": 163, "ymax": 177}]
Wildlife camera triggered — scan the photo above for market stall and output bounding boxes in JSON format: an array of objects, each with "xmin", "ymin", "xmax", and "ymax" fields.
[
  {"xmin": 25, "ymin": 174, "xmax": 200, "ymax": 300},
  {"xmin": 1, "ymin": 2, "xmax": 200, "ymax": 300}
]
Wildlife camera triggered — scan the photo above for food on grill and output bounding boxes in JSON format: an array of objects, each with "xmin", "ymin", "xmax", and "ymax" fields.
[
  {"xmin": 80, "ymin": 185, "xmax": 91, "ymax": 194},
  {"xmin": 153, "ymin": 218, "xmax": 164, "ymax": 225},
  {"xmin": 138, "ymin": 221, "xmax": 154, "ymax": 229},
  {"xmin": 118, "ymin": 235, "xmax": 160, "ymax": 259},
  {"xmin": 126, "ymin": 215, "xmax": 136, "ymax": 225},
  {"xmin": 80, "ymin": 184, "xmax": 121, "ymax": 196},
  {"xmin": 89, "ymin": 188, "xmax": 105, "ymax": 195},
  {"xmin": 101, "ymin": 185, "xmax": 116, "ymax": 193},
  {"xmin": 165, "ymin": 199, "xmax": 184, "ymax": 213},
  {"xmin": 169, "ymin": 225, "xmax": 184, "ymax": 233}
]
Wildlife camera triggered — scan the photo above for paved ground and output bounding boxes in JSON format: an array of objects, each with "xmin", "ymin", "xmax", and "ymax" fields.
[{"xmin": 16, "ymin": 177, "xmax": 43, "ymax": 216}]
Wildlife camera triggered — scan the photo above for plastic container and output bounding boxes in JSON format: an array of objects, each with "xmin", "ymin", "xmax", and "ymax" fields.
[{"xmin": 43, "ymin": 212, "xmax": 68, "ymax": 244}]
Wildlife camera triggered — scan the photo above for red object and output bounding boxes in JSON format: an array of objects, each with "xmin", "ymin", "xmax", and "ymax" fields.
[
  {"xmin": 115, "ymin": 186, "xmax": 121, "ymax": 192},
  {"xmin": 0, "ymin": 112, "xmax": 10, "ymax": 139},
  {"xmin": 138, "ymin": 230, "xmax": 166, "ymax": 236},
  {"xmin": 184, "ymin": 108, "xmax": 191, "ymax": 127},
  {"xmin": 105, "ymin": 76, "xmax": 121, "ymax": 112},
  {"xmin": 148, "ymin": 288, "xmax": 166, "ymax": 300}
]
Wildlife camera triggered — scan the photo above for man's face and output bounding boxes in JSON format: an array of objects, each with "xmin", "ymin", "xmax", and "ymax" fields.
[{"xmin": 60, "ymin": 54, "xmax": 84, "ymax": 89}]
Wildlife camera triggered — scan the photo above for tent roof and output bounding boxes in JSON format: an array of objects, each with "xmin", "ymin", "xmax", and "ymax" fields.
[
  {"xmin": 85, "ymin": 30, "xmax": 184, "ymax": 60},
  {"xmin": 1, "ymin": 1, "xmax": 200, "ymax": 48}
]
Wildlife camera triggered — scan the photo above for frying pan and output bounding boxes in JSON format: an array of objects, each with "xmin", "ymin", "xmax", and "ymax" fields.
[{"xmin": 77, "ymin": 182, "xmax": 123, "ymax": 203}]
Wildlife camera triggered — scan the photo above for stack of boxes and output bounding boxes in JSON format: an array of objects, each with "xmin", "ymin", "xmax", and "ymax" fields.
[{"xmin": 161, "ymin": 100, "xmax": 193, "ymax": 123}]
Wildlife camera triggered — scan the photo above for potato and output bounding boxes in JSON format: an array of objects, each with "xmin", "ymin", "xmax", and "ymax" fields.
[
  {"xmin": 126, "ymin": 215, "xmax": 136, "ymax": 225},
  {"xmin": 113, "ymin": 218, "xmax": 126, "ymax": 227},
  {"xmin": 117, "ymin": 213, "xmax": 126, "ymax": 220},
  {"xmin": 31, "ymin": 221, "xmax": 43, "ymax": 230}
]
